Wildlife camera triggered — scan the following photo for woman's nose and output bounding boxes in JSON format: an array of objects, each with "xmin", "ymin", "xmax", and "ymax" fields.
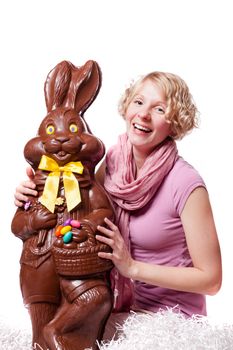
[{"xmin": 137, "ymin": 108, "xmax": 151, "ymax": 119}]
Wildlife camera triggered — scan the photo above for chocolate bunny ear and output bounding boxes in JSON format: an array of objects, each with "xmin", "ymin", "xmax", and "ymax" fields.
[
  {"xmin": 44, "ymin": 60, "xmax": 101, "ymax": 115},
  {"xmin": 64, "ymin": 60, "xmax": 101, "ymax": 115},
  {"xmin": 44, "ymin": 61, "xmax": 72, "ymax": 112}
]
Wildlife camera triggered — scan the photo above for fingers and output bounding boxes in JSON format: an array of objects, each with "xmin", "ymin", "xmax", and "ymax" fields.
[
  {"xmin": 96, "ymin": 218, "xmax": 121, "ymax": 244},
  {"xmin": 97, "ymin": 217, "xmax": 119, "ymax": 238},
  {"xmin": 103, "ymin": 217, "xmax": 118, "ymax": 231},
  {"xmin": 14, "ymin": 189, "xmax": 30, "ymax": 205},
  {"xmin": 96, "ymin": 218, "xmax": 122, "ymax": 260},
  {"xmin": 32, "ymin": 209, "xmax": 57, "ymax": 231},
  {"xmin": 96, "ymin": 234, "xmax": 114, "ymax": 247},
  {"xmin": 96, "ymin": 218, "xmax": 134, "ymax": 279},
  {"xmin": 21, "ymin": 180, "xmax": 37, "ymax": 192},
  {"xmin": 97, "ymin": 226, "xmax": 114, "ymax": 238},
  {"xmin": 14, "ymin": 181, "xmax": 38, "ymax": 207},
  {"xmin": 98, "ymin": 251, "xmax": 113, "ymax": 260},
  {"xmin": 26, "ymin": 166, "xmax": 35, "ymax": 180},
  {"xmin": 43, "ymin": 220, "xmax": 56, "ymax": 229},
  {"xmin": 14, "ymin": 198, "xmax": 25, "ymax": 207},
  {"xmin": 45, "ymin": 218, "xmax": 57, "ymax": 227}
]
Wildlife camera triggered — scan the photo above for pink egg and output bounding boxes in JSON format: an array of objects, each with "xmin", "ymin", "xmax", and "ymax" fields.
[{"xmin": 70, "ymin": 220, "xmax": 81, "ymax": 228}]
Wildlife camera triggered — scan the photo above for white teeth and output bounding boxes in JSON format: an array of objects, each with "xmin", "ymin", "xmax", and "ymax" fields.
[{"xmin": 134, "ymin": 123, "xmax": 151, "ymax": 133}]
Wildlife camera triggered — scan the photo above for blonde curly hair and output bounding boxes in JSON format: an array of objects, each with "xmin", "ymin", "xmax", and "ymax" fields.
[{"xmin": 118, "ymin": 72, "xmax": 199, "ymax": 140}]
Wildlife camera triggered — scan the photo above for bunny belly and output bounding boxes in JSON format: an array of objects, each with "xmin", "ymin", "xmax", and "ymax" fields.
[{"xmin": 52, "ymin": 189, "xmax": 114, "ymax": 278}]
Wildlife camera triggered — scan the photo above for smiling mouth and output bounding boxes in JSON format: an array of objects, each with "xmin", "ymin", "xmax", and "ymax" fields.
[
  {"xmin": 56, "ymin": 151, "xmax": 69, "ymax": 159},
  {"xmin": 133, "ymin": 123, "xmax": 152, "ymax": 133}
]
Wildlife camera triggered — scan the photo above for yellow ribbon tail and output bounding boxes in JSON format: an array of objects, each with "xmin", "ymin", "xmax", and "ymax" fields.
[
  {"xmin": 63, "ymin": 171, "xmax": 81, "ymax": 212},
  {"xmin": 63, "ymin": 161, "xmax": 84, "ymax": 174},
  {"xmin": 39, "ymin": 171, "xmax": 60, "ymax": 213},
  {"xmin": 39, "ymin": 155, "xmax": 59, "ymax": 172}
]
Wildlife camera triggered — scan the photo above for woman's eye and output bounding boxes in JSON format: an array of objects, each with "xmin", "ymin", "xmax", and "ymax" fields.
[
  {"xmin": 69, "ymin": 123, "xmax": 78, "ymax": 133},
  {"xmin": 155, "ymin": 107, "xmax": 165, "ymax": 114},
  {"xmin": 46, "ymin": 124, "xmax": 55, "ymax": 135},
  {"xmin": 134, "ymin": 99, "xmax": 143, "ymax": 105}
]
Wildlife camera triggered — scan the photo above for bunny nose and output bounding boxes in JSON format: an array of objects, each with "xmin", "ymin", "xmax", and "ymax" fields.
[{"xmin": 56, "ymin": 135, "xmax": 69, "ymax": 143}]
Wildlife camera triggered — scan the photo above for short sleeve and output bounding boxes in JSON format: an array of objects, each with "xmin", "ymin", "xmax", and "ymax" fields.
[{"xmin": 171, "ymin": 159, "xmax": 207, "ymax": 216}]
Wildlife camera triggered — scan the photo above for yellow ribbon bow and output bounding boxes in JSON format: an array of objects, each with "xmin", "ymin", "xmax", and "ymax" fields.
[{"xmin": 38, "ymin": 155, "xmax": 84, "ymax": 213}]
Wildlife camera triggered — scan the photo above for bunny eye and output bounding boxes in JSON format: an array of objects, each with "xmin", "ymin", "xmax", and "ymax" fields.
[
  {"xmin": 69, "ymin": 123, "xmax": 78, "ymax": 133},
  {"xmin": 46, "ymin": 124, "xmax": 55, "ymax": 135}
]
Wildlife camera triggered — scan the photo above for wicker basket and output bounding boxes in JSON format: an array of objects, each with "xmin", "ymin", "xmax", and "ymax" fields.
[{"xmin": 52, "ymin": 243, "xmax": 113, "ymax": 277}]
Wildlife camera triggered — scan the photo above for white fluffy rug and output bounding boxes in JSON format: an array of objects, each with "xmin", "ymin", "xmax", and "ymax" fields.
[
  {"xmin": 99, "ymin": 309, "xmax": 233, "ymax": 349},
  {"xmin": 1, "ymin": 309, "xmax": 233, "ymax": 349},
  {"xmin": 0, "ymin": 317, "xmax": 32, "ymax": 350}
]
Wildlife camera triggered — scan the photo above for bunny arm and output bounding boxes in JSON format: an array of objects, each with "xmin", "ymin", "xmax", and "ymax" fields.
[
  {"xmin": 11, "ymin": 181, "xmax": 113, "ymax": 242},
  {"xmin": 11, "ymin": 209, "xmax": 34, "ymax": 241},
  {"xmin": 78, "ymin": 182, "xmax": 115, "ymax": 233},
  {"xmin": 11, "ymin": 205, "xmax": 57, "ymax": 241}
]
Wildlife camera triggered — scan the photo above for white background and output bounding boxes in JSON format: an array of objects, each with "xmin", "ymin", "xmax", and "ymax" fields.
[{"xmin": 0, "ymin": 0, "xmax": 232, "ymax": 327}]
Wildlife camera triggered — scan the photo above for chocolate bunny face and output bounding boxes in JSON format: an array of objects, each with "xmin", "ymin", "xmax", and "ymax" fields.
[{"xmin": 24, "ymin": 60, "xmax": 104, "ymax": 169}]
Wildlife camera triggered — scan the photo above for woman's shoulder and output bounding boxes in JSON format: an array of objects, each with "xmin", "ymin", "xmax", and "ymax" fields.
[
  {"xmin": 169, "ymin": 157, "xmax": 205, "ymax": 183},
  {"xmin": 166, "ymin": 157, "xmax": 206, "ymax": 215}
]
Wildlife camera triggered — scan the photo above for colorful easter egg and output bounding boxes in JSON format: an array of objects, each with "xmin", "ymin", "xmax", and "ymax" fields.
[
  {"xmin": 63, "ymin": 231, "xmax": 73, "ymax": 244},
  {"xmin": 70, "ymin": 220, "xmax": 81, "ymax": 228},
  {"xmin": 60, "ymin": 225, "xmax": 72, "ymax": 235},
  {"xmin": 64, "ymin": 218, "xmax": 72, "ymax": 226},
  {"xmin": 55, "ymin": 225, "xmax": 63, "ymax": 237}
]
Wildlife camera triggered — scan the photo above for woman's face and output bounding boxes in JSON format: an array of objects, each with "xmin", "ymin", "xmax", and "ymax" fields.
[{"xmin": 125, "ymin": 80, "xmax": 171, "ymax": 157}]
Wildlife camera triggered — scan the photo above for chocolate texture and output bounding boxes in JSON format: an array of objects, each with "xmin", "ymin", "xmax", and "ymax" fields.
[{"xmin": 11, "ymin": 60, "xmax": 114, "ymax": 349}]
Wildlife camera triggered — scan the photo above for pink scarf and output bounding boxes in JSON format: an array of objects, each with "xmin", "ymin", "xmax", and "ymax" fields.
[{"xmin": 104, "ymin": 133, "xmax": 178, "ymax": 312}]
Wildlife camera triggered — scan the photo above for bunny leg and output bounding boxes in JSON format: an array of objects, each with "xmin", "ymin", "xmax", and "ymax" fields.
[
  {"xmin": 28, "ymin": 302, "xmax": 58, "ymax": 349},
  {"xmin": 20, "ymin": 256, "xmax": 61, "ymax": 348},
  {"xmin": 43, "ymin": 283, "xmax": 112, "ymax": 350}
]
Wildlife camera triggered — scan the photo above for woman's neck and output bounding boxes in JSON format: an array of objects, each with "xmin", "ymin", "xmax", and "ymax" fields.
[
  {"xmin": 132, "ymin": 148, "xmax": 148, "ymax": 175},
  {"xmin": 132, "ymin": 137, "xmax": 172, "ymax": 175}
]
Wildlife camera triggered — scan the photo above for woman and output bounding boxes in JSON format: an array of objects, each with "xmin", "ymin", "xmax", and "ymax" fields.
[{"xmin": 14, "ymin": 71, "xmax": 222, "ymax": 340}]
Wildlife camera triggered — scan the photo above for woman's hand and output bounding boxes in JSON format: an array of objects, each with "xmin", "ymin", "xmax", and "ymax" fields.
[
  {"xmin": 14, "ymin": 166, "xmax": 38, "ymax": 207},
  {"xmin": 96, "ymin": 217, "xmax": 136, "ymax": 279}
]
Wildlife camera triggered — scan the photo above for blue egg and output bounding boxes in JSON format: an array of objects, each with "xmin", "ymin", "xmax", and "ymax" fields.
[{"xmin": 63, "ymin": 231, "xmax": 73, "ymax": 244}]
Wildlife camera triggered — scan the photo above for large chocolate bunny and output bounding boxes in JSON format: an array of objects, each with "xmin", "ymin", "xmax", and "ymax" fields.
[{"xmin": 11, "ymin": 60, "xmax": 114, "ymax": 350}]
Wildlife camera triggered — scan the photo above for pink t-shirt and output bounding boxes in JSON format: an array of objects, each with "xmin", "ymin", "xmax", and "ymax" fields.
[{"xmin": 129, "ymin": 157, "xmax": 207, "ymax": 317}]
